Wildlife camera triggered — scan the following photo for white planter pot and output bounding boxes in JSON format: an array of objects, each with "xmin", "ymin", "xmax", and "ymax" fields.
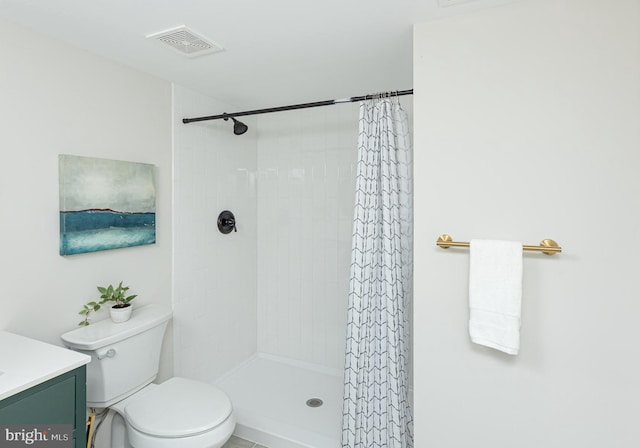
[{"xmin": 110, "ymin": 304, "xmax": 133, "ymax": 323}]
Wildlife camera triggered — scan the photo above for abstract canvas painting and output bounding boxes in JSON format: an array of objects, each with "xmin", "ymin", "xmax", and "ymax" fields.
[{"xmin": 59, "ymin": 154, "xmax": 156, "ymax": 255}]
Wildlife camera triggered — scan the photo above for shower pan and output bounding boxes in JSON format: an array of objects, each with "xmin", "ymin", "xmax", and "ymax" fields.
[{"xmin": 216, "ymin": 354, "xmax": 342, "ymax": 448}]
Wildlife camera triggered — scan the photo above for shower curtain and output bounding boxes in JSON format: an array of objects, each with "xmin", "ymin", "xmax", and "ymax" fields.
[{"xmin": 342, "ymin": 96, "xmax": 414, "ymax": 448}]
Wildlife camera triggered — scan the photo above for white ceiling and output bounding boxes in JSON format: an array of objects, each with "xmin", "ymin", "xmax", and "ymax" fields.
[{"xmin": 0, "ymin": 0, "xmax": 517, "ymax": 110}]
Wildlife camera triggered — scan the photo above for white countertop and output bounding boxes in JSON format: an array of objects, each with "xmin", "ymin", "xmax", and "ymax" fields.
[{"xmin": 0, "ymin": 330, "xmax": 90, "ymax": 401}]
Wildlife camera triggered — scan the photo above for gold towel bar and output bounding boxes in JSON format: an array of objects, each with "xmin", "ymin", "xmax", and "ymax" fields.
[{"xmin": 436, "ymin": 234, "xmax": 562, "ymax": 256}]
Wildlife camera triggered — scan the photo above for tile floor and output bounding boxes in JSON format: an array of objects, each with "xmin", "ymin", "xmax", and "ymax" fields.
[{"xmin": 222, "ymin": 435, "xmax": 269, "ymax": 448}]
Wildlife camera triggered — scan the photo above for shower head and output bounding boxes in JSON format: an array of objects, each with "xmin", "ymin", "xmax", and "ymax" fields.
[
  {"xmin": 223, "ymin": 114, "xmax": 248, "ymax": 135},
  {"xmin": 232, "ymin": 117, "xmax": 248, "ymax": 135}
]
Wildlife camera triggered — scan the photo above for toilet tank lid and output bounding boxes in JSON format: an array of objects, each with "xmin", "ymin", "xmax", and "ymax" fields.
[{"xmin": 60, "ymin": 304, "xmax": 172, "ymax": 350}]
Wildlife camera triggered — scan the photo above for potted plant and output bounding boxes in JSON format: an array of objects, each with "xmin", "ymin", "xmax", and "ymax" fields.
[{"xmin": 78, "ymin": 281, "xmax": 137, "ymax": 326}]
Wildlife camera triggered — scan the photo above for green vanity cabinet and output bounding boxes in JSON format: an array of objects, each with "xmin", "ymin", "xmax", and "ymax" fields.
[{"xmin": 0, "ymin": 366, "xmax": 87, "ymax": 448}]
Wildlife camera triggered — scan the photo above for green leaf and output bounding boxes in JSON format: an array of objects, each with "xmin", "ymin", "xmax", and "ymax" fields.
[{"xmin": 79, "ymin": 309, "xmax": 88, "ymax": 315}]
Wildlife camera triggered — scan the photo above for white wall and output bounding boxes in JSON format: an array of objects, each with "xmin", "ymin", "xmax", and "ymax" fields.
[
  {"xmin": 256, "ymin": 104, "xmax": 359, "ymax": 370},
  {"xmin": 413, "ymin": 1, "xmax": 640, "ymax": 446},
  {"xmin": 172, "ymin": 85, "xmax": 258, "ymax": 381},
  {"xmin": 256, "ymin": 99, "xmax": 414, "ymax": 371},
  {"xmin": 175, "ymin": 92, "xmax": 413, "ymax": 376},
  {"xmin": 0, "ymin": 19, "xmax": 174, "ymax": 379}
]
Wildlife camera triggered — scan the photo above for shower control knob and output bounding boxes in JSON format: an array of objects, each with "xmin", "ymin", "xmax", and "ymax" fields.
[
  {"xmin": 225, "ymin": 217, "xmax": 236, "ymax": 232},
  {"xmin": 217, "ymin": 210, "xmax": 237, "ymax": 234}
]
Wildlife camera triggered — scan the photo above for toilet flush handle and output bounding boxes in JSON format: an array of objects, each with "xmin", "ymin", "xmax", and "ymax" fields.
[{"xmin": 96, "ymin": 348, "xmax": 116, "ymax": 360}]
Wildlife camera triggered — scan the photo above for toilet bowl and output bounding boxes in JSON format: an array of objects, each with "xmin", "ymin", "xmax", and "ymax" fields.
[
  {"xmin": 110, "ymin": 378, "xmax": 235, "ymax": 448},
  {"xmin": 61, "ymin": 304, "xmax": 235, "ymax": 448}
]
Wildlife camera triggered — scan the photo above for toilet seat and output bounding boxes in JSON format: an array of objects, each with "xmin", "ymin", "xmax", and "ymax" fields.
[{"xmin": 124, "ymin": 377, "xmax": 233, "ymax": 438}]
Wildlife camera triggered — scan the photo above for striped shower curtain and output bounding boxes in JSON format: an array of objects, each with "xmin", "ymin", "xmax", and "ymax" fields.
[{"xmin": 342, "ymin": 96, "xmax": 414, "ymax": 448}]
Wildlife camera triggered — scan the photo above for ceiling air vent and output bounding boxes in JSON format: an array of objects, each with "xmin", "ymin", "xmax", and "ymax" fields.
[{"xmin": 147, "ymin": 25, "xmax": 223, "ymax": 58}]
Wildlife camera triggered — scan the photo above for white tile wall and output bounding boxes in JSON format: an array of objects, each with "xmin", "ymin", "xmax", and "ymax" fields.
[
  {"xmin": 256, "ymin": 104, "xmax": 360, "ymax": 370},
  {"xmin": 256, "ymin": 99, "xmax": 412, "ymax": 371},
  {"xmin": 173, "ymin": 85, "xmax": 258, "ymax": 381},
  {"xmin": 174, "ymin": 86, "xmax": 412, "ymax": 378}
]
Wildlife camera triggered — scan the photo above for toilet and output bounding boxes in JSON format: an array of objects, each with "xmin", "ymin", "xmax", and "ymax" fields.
[{"xmin": 61, "ymin": 304, "xmax": 235, "ymax": 448}]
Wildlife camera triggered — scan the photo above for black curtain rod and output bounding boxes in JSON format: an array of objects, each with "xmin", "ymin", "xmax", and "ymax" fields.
[{"xmin": 182, "ymin": 89, "xmax": 413, "ymax": 124}]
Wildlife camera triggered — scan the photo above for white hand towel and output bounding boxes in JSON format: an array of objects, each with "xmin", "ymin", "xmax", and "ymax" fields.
[{"xmin": 469, "ymin": 239, "xmax": 523, "ymax": 355}]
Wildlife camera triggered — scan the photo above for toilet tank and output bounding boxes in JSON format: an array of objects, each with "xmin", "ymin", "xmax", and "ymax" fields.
[{"xmin": 61, "ymin": 304, "xmax": 172, "ymax": 408}]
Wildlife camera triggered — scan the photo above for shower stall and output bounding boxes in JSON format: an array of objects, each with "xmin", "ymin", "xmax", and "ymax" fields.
[{"xmin": 172, "ymin": 85, "xmax": 412, "ymax": 447}]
